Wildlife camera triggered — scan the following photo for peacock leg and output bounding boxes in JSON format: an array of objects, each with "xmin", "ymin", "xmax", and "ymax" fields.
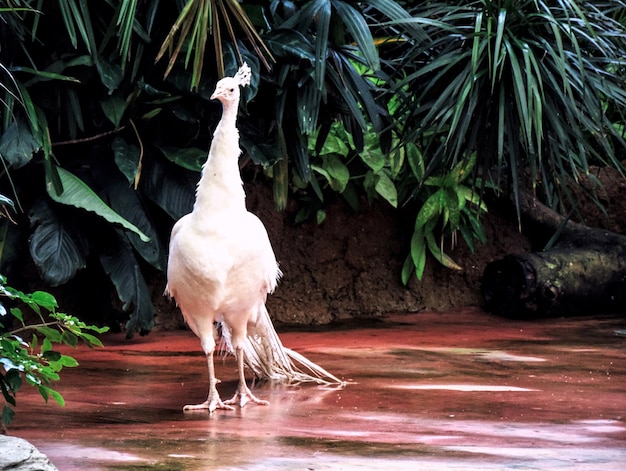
[
  {"xmin": 224, "ymin": 346, "xmax": 270, "ymax": 408},
  {"xmin": 183, "ymin": 350, "xmax": 234, "ymax": 413}
]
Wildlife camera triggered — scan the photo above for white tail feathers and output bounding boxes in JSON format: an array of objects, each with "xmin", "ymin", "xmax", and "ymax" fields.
[
  {"xmin": 220, "ymin": 304, "xmax": 343, "ymax": 385},
  {"xmin": 234, "ymin": 62, "xmax": 251, "ymax": 88}
]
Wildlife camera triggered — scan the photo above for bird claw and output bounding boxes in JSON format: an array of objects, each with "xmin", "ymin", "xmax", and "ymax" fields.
[
  {"xmin": 183, "ymin": 397, "xmax": 235, "ymax": 413},
  {"xmin": 224, "ymin": 386, "xmax": 269, "ymax": 408}
]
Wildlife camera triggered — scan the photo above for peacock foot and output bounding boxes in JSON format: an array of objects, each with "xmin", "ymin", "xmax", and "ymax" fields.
[
  {"xmin": 183, "ymin": 396, "xmax": 235, "ymax": 413},
  {"xmin": 224, "ymin": 384, "xmax": 269, "ymax": 408}
]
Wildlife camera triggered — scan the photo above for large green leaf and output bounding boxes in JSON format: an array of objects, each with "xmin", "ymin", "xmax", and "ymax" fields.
[
  {"xmin": 409, "ymin": 227, "xmax": 426, "ymax": 280},
  {"xmin": 112, "ymin": 136, "xmax": 140, "ymax": 185},
  {"xmin": 96, "ymin": 58, "xmax": 123, "ymax": 93},
  {"xmin": 374, "ymin": 171, "xmax": 398, "ymax": 208},
  {"xmin": 359, "ymin": 142, "xmax": 385, "ymax": 172},
  {"xmin": 312, "ymin": 154, "xmax": 350, "ymax": 192},
  {"xmin": 100, "ymin": 95, "xmax": 127, "ymax": 128},
  {"xmin": 104, "ymin": 173, "xmax": 165, "ymax": 271},
  {"xmin": 157, "ymin": 145, "xmax": 206, "ymax": 172},
  {"xmin": 140, "ymin": 158, "xmax": 196, "ymax": 220},
  {"xmin": 45, "ymin": 165, "xmax": 149, "ymax": 242},
  {"xmin": 28, "ymin": 200, "xmax": 88, "ymax": 286},
  {"xmin": 0, "ymin": 119, "xmax": 41, "ymax": 169},
  {"xmin": 99, "ymin": 230, "xmax": 154, "ymax": 336}
]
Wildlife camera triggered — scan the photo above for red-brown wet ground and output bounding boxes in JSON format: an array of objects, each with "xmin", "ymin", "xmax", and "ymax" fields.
[{"xmin": 10, "ymin": 308, "xmax": 626, "ymax": 470}]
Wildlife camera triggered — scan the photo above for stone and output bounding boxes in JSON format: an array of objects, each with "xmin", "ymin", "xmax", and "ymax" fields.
[{"xmin": 0, "ymin": 435, "xmax": 57, "ymax": 471}]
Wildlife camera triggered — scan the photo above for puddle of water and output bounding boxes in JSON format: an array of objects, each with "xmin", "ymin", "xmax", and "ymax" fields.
[{"xmin": 390, "ymin": 384, "xmax": 539, "ymax": 392}]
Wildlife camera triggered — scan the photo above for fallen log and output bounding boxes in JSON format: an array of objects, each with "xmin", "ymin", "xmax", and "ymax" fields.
[{"xmin": 481, "ymin": 193, "xmax": 626, "ymax": 318}]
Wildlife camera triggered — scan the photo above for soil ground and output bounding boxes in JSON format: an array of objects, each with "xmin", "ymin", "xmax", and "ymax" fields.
[{"xmin": 154, "ymin": 164, "xmax": 626, "ymax": 327}]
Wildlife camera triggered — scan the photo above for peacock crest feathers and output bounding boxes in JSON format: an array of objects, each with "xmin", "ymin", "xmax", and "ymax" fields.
[{"xmin": 234, "ymin": 62, "xmax": 251, "ymax": 88}]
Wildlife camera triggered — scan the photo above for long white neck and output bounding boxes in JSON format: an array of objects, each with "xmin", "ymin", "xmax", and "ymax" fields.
[{"xmin": 193, "ymin": 99, "xmax": 246, "ymax": 215}]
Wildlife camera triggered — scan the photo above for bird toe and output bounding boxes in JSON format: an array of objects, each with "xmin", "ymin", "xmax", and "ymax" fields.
[
  {"xmin": 183, "ymin": 398, "xmax": 235, "ymax": 413},
  {"xmin": 225, "ymin": 387, "xmax": 269, "ymax": 408}
]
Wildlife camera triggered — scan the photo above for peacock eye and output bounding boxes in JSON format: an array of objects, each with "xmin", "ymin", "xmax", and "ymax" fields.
[{"xmin": 229, "ymin": 88, "xmax": 234, "ymax": 92}]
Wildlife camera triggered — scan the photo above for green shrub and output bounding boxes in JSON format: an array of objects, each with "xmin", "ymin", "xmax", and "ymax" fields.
[{"xmin": 0, "ymin": 274, "xmax": 108, "ymax": 429}]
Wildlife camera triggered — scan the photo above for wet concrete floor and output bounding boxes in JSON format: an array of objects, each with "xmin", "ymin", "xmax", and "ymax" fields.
[{"xmin": 10, "ymin": 308, "xmax": 626, "ymax": 470}]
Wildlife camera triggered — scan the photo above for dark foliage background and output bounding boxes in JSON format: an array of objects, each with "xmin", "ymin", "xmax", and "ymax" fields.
[{"xmin": 1, "ymin": 0, "xmax": 625, "ymax": 334}]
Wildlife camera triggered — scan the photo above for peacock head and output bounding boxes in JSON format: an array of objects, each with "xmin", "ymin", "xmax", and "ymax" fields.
[{"xmin": 210, "ymin": 63, "xmax": 251, "ymax": 104}]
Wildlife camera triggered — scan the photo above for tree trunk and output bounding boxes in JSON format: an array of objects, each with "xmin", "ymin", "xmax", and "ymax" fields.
[{"xmin": 481, "ymin": 193, "xmax": 626, "ymax": 318}]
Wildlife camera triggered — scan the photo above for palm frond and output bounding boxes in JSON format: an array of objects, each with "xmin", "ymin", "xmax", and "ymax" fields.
[{"xmin": 156, "ymin": 0, "xmax": 273, "ymax": 87}]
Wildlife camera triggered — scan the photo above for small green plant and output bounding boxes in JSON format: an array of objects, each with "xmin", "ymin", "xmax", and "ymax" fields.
[
  {"xmin": 402, "ymin": 149, "xmax": 488, "ymax": 283},
  {"xmin": 300, "ymin": 121, "xmax": 399, "ymax": 220},
  {"xmin": 0, "ymin": 274, "xmax": 108, "ymax": 428}
]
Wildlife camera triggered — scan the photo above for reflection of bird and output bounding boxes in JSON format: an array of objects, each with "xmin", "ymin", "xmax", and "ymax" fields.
[{"xmin": 166, "ymin": 63, "xmax": 342, "ymax": 412}]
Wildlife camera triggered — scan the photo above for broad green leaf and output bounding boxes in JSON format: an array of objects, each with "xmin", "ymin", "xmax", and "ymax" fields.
[
  {"xmin": 10, "ymin": 307, "xmax": 23, "ymax": 323},
  {"xmin": 425, "ymin": 232, "xmax": 462, "ymax": 271},
  {"xmin": 100, "ymin": 96, "xmax": 127, "ymax": 127},
  {"xmin": 141, "ymin": 158, "xmax": 196, "ymax": 220},
  {"xmin": 401, "ymin": 254, "xmax": 414, "ymax": 285},
  {"xmin": 458, "ymin": 186, "xmax": 487, "ymax": 212},
  {"xmin": 39, "ymin": 385, "xmax": 65, "ymax": 407},
  {"xmin": 415, "ymin": 189, "xmax": 443, "ymax": 229},
  {"xmin": 28, "ymin": 200, "xmax": 88, "ymax": 286},
  {"xmin": 314, "ymin": 126, "xmax": 351, "ymax": 157},
  {"xmin": 30, "ymin": 291, "xmax": 58, "ymax": 311},
  {"xmin": 37, "ymin": 326, "xmax": 62, "ymax": 344},
  {"xmin": 2, "ymin": 405, "xmax": 15, "ymax": 426},
  {"xmin": 360, "ymin": 144, "xmax": 385, "ymax": 172},
  {"xmin": 241, "ymin": 135, "xmax": 282, "ymax": 167},
  {"xmin": 100, "ymin": 230, "xmax": 155, "ymax": 336},
  {"xmin": 316, "ymin": 209, "xmax": 326, "ymax": 225},
  {"xmin": 322, "ymin": 154, "xmax": 350, "ymax": 192},
  {"xmin": 444, "ymin": 187, "xmax": 461, "ymax": 229},
  {"xmin": 410, "ymin": 228, "xmax": 426, "ymax": 280},
  {"xmin": 59, "ymin": 355, "xmax": 79, "ymax": 367},
  {"xmin": 104, "ymin": 172, "xmax": 165, "ymax": 270},
  {"xmin": 45, "ymin": 166, "xmax": 149, "ymax": 242},
  {"xmin": 3, "ymin": 368, "xmax": 21, "ymax": 393},
  {"xmin": 79, "ymin": 332, "xmax": 104, "ymax": 347},
  {"xmin": 61, "ymin": 330, "xmax": 78, "ymax": 348},
  {"xmin": 374, "ymin": 172, "xmax": 398, "ymax": 208},
  {"xmin": 42, "ymin": 350, "xmax": 62, "ymax": 362},
  {"xmin": 0, "ymin": 119, "xmax": 41, "ymax": 169},
  {"xmin": 96, "ymin": 59, "xmax": 123, "ymax": 93},
  {"xmin": 405, "ymin": 142, "xmax": 424, "ymax": 181},
  {"xmin": 112, "ymin": 136, "xmax": 140, "ymax": 184},
  {"xmin": 157, "ymin": 145, "xmax": 207, "ymax": 172}
]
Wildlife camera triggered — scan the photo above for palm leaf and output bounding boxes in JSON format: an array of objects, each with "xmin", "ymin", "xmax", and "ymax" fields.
[{"xmin": 334, "ymin": 0, "xmax": 379, "ymax": 71}]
